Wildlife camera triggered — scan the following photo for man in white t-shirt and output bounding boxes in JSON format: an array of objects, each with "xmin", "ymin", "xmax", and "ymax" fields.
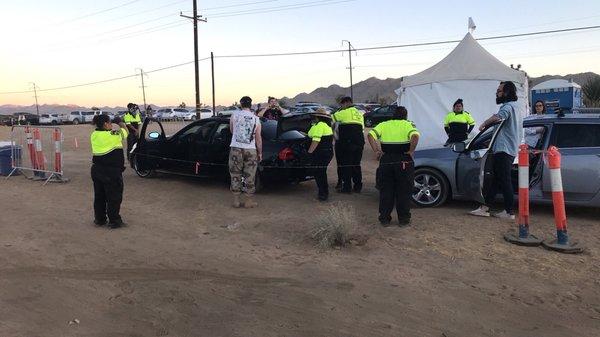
[{"xmin": 229, "ymin": 96, "xmax": 263, "ymax": 208}]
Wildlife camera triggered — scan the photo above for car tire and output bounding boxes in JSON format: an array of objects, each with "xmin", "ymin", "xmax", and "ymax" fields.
[
  {"xmin": 73, "ymin": 119, "xmax": 79, "ymax": 125},
  {"xmin": 132, "ymin": 154, "xmax": 155, "ymax": 178},
  {"xmin": 365, "ymin": 118, "xmax": 373, "ymax": 127},
  {"xmin": 412, "ymin": 168, "xmax": 449, "ymax": 207},
  {"xmin": 51, "ymin": 120, "xmax": 58, "ymax": 125}
]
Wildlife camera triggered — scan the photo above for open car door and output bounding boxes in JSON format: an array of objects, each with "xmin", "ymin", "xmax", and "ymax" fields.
[
  {"xmin": 455, "ymin": 120, "xmax": 506, "ymax": 203},
  {"xmin": 131, "ymin": 117, "xmax": 167, "ymax": 173}
]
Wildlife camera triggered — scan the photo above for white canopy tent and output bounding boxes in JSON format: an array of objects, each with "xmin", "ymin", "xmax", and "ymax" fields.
[{"xmin": 395, "ymin": 32, "xmax": 529, "ymax": 149}]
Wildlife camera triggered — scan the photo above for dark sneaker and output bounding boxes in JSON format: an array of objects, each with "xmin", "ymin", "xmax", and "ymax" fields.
[
  {"xmin": 317, "ymin": 195, "xmax": 328, "ymax": 202},
  {"xmin": 108, "ymin": 220, "xmax": 126, "ymax": 229},
  {"xmin": 398, "ymin": 218, "xmax": 411, "ymax": 227},
  {"xmin": 94, "ymin": 219, "xmax": 107, "ymax": 227},
  {"xmin": 353, "ymin": 184, "xmax": 362, "ymax": 193},
  {"xmin": 379, "ymin": 217, "xmax": 392, "ymax": 227}
]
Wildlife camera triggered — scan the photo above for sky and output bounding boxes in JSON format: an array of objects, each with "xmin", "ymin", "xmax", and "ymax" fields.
[{"xmin": 2, "ymin": 0, "xmax": 600, "ymax": 108}]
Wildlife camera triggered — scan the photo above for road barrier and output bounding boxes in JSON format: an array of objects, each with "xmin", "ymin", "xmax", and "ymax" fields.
[
  {"xmin": 541, "ymin": 146, "xmax": 583, "ymax": 254},
  {"xmin": 5, "ymin": 125, "xmax": 69, "ymax": 185},
  {"xmin": 504, "ymin": 144, "xmax": 542, "ymax": 246}
]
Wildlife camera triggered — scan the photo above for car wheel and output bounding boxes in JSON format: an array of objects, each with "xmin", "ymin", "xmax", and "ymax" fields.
[
  {"xmin": 412, "ymin": 168, "xmax": 449, "ymax": 207},
  {"xmin": 365, "ymin": 118, "xmax": 373, "ymax": 127},
  {"xmin": 132, "ymin": 154, "xmax": 155, "ymax": 178},
  {"xmin": 73, "ymin": 119, "xmax": 79, "ymax": 125},
  {"xmin": 51, "ymin": 120, "xmax": 58, "ymax": 125}
]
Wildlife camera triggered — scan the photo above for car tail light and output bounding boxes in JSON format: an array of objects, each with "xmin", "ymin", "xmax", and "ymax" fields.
[{"xmin": 278, "ymin": 147, "xmax": 294, "ymax": 161}]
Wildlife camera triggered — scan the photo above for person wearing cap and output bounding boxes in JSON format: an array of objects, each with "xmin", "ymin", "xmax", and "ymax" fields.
[
  {"xmin": 90, "ymin": 114, "xmax": 128, "ymax": 229},
  {"xmin": 332, "ymin": 96, "xmax": 365, "ymax": 193},
  {"xmin": 229, "ymin": 96, "xmax": 263, "ymax": 208},
  {"xmin": 368, "ymin": 106, "xmax": 420, "ymax": 226},
  {"xmin": 307, "ymin": 108, "xmax": 334, "ymax": 201},
  {"xmin": 443, "ymin": 98, "xmax": 475, "ymax": 144},
  {"xmin": 123, "ymin": 103, "xmax": 142, "ymax": 162}
]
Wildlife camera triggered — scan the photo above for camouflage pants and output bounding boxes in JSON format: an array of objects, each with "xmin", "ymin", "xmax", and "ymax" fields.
[{"xmin": 229, "ymin": 147, "xmax": 258, "ymax": 195}]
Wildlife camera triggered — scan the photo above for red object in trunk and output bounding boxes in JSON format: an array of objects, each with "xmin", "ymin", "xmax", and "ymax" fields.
[{"xmin": 278, "ymin": 147, "xmax": 294, "ymax": 161}]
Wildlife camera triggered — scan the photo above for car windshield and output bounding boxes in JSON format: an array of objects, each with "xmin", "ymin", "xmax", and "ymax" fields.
[{"xmin": 41, "ymin": 114, "xmax": 50, "ymax": 118}]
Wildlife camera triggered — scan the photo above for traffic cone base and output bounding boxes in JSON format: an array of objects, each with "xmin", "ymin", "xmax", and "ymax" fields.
[
  {"xmin": 541, "ymin": 239, "xmax": 584, "ymax": 254},
  {"xmin": 504, "ymin": 232, "xmax": 542, "ymax": 247}
]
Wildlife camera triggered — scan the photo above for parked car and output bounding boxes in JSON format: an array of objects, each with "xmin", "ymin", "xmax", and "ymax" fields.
[
  {"xmin": 194, "ymin": 108, "xmax": 214, "ymax": 119},
  {"xmin": 66, "ymin": 111, "xmax": 87, "ymax": 124},
  {"xmin": 355, "ymin": 103, "xmax": 381, "ymax": 113},
  {"xmin": 217, "ymin": 106, "xmax": 242, "ymax": 117},
  {"xmin": 39, "ymin": 113, "xmax": 65, "ymax": 125},
  {"xmin": 410, "ymin": 114, "xmax": 600, "ymax": 208},
  {"xmin": 129, "ymin": 113, "xmax": 324, "ymax": 189},
  {"xmin": 363, "ymin": 105, "xmax": 395, "ymax": 127},
  {"xmin": 13, "ymin": 112, "xmax": 39, "ymax": 125}
]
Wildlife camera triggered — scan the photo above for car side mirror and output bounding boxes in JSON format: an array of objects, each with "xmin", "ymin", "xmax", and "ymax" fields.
[
  {"xmin": 452, "ymin": 142, "xmax": 466, "ymax": 153},
  {"xmin": 148, "ymin": 131, "xmax": 160, "ymax": 139}
]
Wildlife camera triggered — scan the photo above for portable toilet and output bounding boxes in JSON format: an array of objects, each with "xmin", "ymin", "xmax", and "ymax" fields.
[{"xmin": 531, "ymin": 79, "xmax": 582, "ymax": 113}]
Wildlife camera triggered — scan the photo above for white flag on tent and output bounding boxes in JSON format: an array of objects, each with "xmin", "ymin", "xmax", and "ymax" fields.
[{"xmin": 468, "ymin": 17, "xmax": 476, "ymax": 33}]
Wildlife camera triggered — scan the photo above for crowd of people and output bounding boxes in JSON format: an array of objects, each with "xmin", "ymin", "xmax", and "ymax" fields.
[{"xmin": 89, "ymin": 81, "xmax": 525, "ymax": 229}]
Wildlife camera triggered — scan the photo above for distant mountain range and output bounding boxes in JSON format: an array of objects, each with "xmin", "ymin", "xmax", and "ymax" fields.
[{"xmin": 1, "ymin": 72, "xmax": 597, "ymax": 115}]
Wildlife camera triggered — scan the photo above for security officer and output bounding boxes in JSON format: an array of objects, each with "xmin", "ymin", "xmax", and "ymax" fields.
[
  {"xmin": 123, "ymin": 103, "xmax": 142, "ymax": 161},
  {"xmin": 307, "ymin": 108, "xmax": 334, "ymax": 201},
  {"xmin": 332, "ymin": 96, "xmax": 365, "ymax": 193},
  {"xmin": 91, "ymin": 114, "xmax": 128, "ymax": 229},
  {"xmin": 443, "ymin": 98, "xmax": 475, "ymax": 144},
  {"xmin": 367, "ymin": 106, "xmax": 420, "ymax": 226}
]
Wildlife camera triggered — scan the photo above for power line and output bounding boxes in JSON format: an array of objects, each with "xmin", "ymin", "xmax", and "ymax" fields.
[
  {"xmin": 3, "ymin": 24, "xmax": 600, "ymax": 95},
  {"xmin": 54, "ymin": 0, "xmax": 143, "ymax": 25},
  {"xmin": 208, "ymin": 0, "xmax": 354, "ymax": 17}
]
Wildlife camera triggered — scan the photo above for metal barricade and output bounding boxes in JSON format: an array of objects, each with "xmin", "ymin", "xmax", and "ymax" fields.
[{"xmin": 6, "ymin": 125, "xmax": 68, "ymax": 185}]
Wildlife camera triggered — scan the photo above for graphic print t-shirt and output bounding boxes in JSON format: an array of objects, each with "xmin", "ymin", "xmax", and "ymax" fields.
[{"xmin": 230, "ymin": 110, "xmax": 259, "ymax": 149}]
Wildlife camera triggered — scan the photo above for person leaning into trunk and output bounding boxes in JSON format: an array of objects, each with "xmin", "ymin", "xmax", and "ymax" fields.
[
  {"xmin": 332, "ymin": 96, "xmax": 365, "ymax": 193},
  {"xmin": 229, "ymin": 96, "xmax": 263, "ymax": 208},
  {"xmin": 470, "ymin": 81, "xmax": 523, "ymax": 220},
  {"xmin": 90, "ymin": 114, "xmax": 128, "ymax": 229},
  {"xmin": 123, "ymin": 103, "xmax": 142, "ymax": 162},
  {"xmin": 368, "ymin": 106, "xmax": 420, "ymax": 227},
  {"xmin": 307, "ymin": 108, "xmax": 334, "ymax": 201}
]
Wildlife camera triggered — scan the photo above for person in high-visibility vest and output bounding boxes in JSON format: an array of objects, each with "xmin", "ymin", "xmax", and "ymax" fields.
[
  {"xmin": 307, "ymin": 108, "xmax": 334, "ymax": 201},
  {"xmin": 123, "ymin": 103, "xmax": 142, "ymax": 162},
  {"xmin": 368, "ymin": 105, "xmax": 420, "ymax": 226},
  {"xmin": 332, "ymin": 96, "xmax": 365, "ymax": 194},
  {"xmin": 443, "ymin": 98, "xmax": 475, "ymax": 144},
  {"xmin": 91, "ymin": 114, "xmax": 128, "ymax": 229}
]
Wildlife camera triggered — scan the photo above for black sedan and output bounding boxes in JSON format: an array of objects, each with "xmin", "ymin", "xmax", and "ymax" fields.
[
  {"xmin": 130, "ymin": 114, "xmax": 320, "ymax": 189},
  {"xmin": 363, "ymin": 105, "xmax": 395, "ymax": 127}
]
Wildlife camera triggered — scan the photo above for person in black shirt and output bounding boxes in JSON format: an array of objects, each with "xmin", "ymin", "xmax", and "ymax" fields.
[{"xmin": 258, "ymin": 97, "xmax": 285, "ymax": 121}]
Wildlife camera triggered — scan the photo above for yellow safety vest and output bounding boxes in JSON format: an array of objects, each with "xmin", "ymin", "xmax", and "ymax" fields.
[
  {"xmin": 123, "ymin": 112, "xmax": 142, "ymax": 125},
  {"xmin": 308, "ymin": 121, "xmax": 333, "ymax": 142},
  {"xmin": 91, "ymin": 128, "xmax": 128, "ymax": 156},
  {"xmin": 369, "ymin": 119, "xmax": 419, "ymax": 154},
  {"xmin": 332, "ymin": 106, "xmax": 364, "ymax": 128},
  {"xmin": 443, "ymin": 111, "xmax": 475, "ymax": 127}
]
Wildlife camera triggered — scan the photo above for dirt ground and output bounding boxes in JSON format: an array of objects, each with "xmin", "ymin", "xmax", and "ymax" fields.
[{"xmin": 1, "ymin": 124, "xmax": 599, "ymax": 337}]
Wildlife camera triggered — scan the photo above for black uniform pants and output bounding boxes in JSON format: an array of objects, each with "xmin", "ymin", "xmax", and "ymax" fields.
[
  {"xmin": 483, "ymin": 152, "xmax": 515, "ymax": 214},
  {"xmin": 91, "ymin": 164, "xmax": 124, "ymax": 223},
  {"xmin": 126, "ymin": 128, "xmax": 138, "ymax": 161},
  {"xmin": 378, "ymin": 153, "xmax": 414, "ymax": 223},
  {"xmin": 311, "ymin": 148, "xmax": 334, "ymax": 199},
  {"xmin": 336, "ymin": 141, "xmax": 364, "ymax": 192}
]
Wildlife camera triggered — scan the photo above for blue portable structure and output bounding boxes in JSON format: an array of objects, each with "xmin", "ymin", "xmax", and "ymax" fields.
[{"xmin": 531, "ymin": 79, "xmax": 582, "ymax": 113}]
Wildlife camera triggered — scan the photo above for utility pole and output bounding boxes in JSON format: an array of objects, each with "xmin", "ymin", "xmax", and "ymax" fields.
[
  {"xmin": 181, "ymin": 1, "xmax": 207, "ymax": 119},
  {"xmin": 211, "ymin": 52, "xmax": 215, "ymax": 116},
  {"xmin": 30, "ymin": 82, "xmax": 40, "ymax": 116},
  {"xmin": 342, "ymin": 40, "xmax": 356, "ymax": 101},
  {"xmin": 136, "ymin": 68, "xmax": 148, "ymax": 112}
]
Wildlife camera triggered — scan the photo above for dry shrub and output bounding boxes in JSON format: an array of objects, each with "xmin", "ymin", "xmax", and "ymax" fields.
[{"xmin": 311, "ymin": 202, "xmax": 357, "ymax": 249}]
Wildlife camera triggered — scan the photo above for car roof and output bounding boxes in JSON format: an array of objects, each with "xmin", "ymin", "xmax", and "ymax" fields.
[{"xmin": 524, "ymin": 113, "xmax": 600, "ymax": 123}]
